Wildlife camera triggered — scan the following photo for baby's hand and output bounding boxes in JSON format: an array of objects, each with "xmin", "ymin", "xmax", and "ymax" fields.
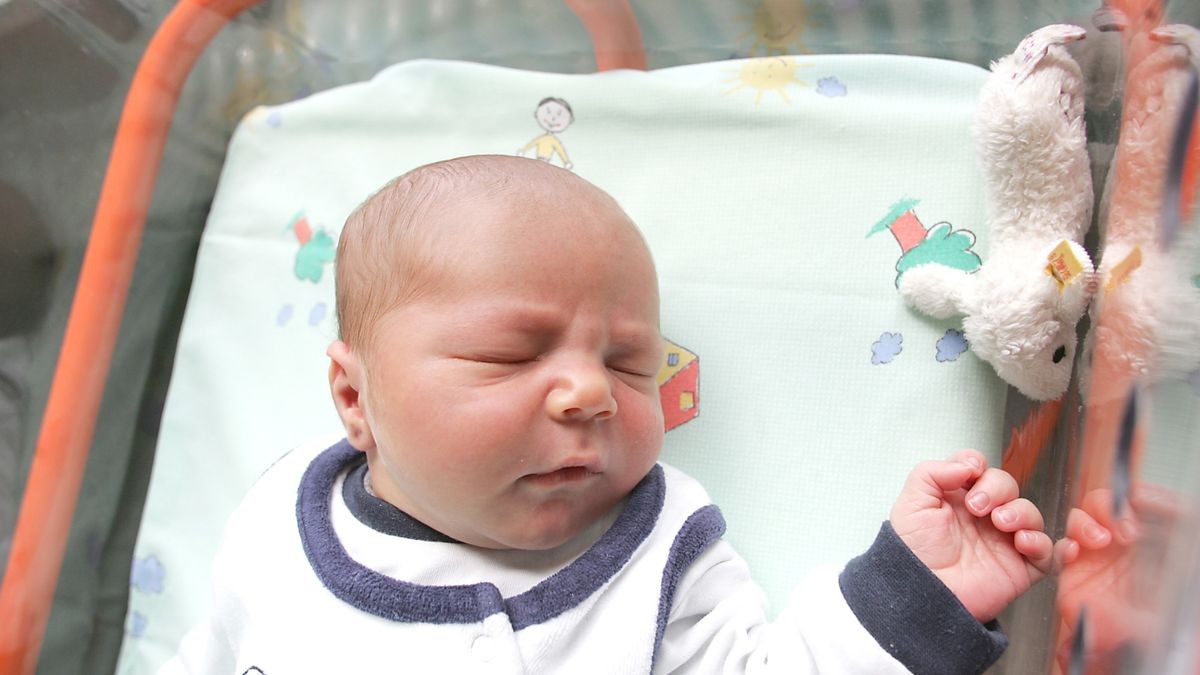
[{"xmin": 890, "ymin": 449, "xmax": 1066, "ymax": 622}]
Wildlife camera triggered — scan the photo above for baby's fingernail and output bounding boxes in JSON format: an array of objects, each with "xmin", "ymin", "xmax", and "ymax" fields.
[
  {"xmin": 995, "ymin": 507, "xmax": 1016, "ymax": 526},
  {"xmin": 1084, "ymin": 524, "xmax": 1109, "ymax": 543},
  {"xmin": 968, "ymin": 492, "xmax": 990, "ymax": 512},
  {"xmin": 963, "ymin": 456, "xmax": 982, "ymax": 471}
]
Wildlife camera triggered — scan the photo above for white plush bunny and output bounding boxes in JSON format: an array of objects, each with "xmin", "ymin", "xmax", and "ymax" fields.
[{"xmin": 900, "ymin": 25, "xmax": 1095, "ymax": 401}]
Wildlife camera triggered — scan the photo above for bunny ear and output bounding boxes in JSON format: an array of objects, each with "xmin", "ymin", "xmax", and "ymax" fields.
[
  {"xmin": 1010, "ymin": 24, "xmax": 1087, "ymax": 83},
  {"xmin": 898, "ymin": 264, "xmax": 976, "ymax": 319}
]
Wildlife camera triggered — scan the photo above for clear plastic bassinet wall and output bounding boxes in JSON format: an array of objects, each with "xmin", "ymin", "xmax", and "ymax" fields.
[{"xmin": 1, "ymin": 0, "xmax": 1199, "ymax": 673}]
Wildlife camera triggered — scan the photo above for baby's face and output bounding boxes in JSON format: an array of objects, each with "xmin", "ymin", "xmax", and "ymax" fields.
[{"xmin": 358, "ymin": 190, "xmax": 664, "ymax": 550}]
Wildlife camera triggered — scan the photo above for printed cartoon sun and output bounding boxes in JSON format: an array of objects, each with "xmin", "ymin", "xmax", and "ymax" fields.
[
  {"xmin": 725, "ymin": 56, "xmax": 810, "ymax": 105},
  {"xmin": 737, "ymin": 0, "xmax": 809, "ymax": 55}
]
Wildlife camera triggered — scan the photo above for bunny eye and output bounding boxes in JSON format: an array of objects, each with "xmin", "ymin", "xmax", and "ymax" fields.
[{"xmin": 1052, "ymin": 346, "xmax": 1067, "ymax": 363}]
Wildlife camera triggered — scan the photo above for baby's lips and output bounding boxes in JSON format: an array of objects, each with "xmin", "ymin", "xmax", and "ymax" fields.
[{"xmin": 529, "ymin": 452, "xmax": 605, "ymax": 477}]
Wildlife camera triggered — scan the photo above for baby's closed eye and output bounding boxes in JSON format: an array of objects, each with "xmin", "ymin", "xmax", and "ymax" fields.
[
  {"xmin": 461, "ymin": 353, "xmax": 540, "ymax": 365},
  {"xmin": 608, "ymin": 363, "xmax": 657, "ymax": 378},
  {"xmin": 605, "ymin": 348, "xmax": 663, "ymax": 381}
]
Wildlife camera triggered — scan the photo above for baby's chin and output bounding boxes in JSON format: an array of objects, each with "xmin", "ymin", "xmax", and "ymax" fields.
[
  {"xmin": 498, "ymin": 530, "xmax": 580, "ymax": 551},
  {"xmin": 470, "ymin": 502, "xmax": 614, "ymax": 551},
  {"xmin": 457, "ymin": 526, "xmax": 578, "ymax": 552}
]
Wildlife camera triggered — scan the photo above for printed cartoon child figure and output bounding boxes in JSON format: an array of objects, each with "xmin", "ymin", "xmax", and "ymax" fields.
[
  {"xmin": 518, "ymin": 97, "xmax": 574, "ymax": 170},
  {"xmin": 165, "ymin": 156, "xmax": 1082, "ymax": 674}
]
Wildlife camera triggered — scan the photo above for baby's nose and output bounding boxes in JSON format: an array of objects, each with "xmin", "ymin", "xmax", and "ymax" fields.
[{"xmin": 546, "ymin": 359, "xmax": 617, "ymax": 421}]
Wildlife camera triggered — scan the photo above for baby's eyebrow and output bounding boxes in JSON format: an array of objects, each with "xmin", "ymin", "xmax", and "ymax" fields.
[
  {"xmin": 607, "ymin": 324, "xmax": 664, "ymax": 354},
  {"xmin": 452, "ymin": 303, "xmax": 660, "ymax": 346},
  {"xmin": 616, "ymin": 322, "xmax": 661, "ymax": 341},
  {"xmin": 461, "ymin": 305, "xmax": 562, "ymax": 333}
]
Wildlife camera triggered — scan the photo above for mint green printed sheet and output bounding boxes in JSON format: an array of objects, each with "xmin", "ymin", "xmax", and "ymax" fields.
[{"xmin": 118, "ymin": 55, "xmax": 1003, "ymax": 673}]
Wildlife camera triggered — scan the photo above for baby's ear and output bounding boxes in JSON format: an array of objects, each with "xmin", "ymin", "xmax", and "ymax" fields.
[
  {"xmin": 327, "ymin": 341, "xmax": 376, "ymax": 451},
  {"xmin": 899, "ymin": 264, "xmax": 976, "ymax": 319}
]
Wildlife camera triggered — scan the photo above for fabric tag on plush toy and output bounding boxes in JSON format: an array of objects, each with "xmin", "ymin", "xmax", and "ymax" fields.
[
  {"xmin": 1105, "ymin": 246, "xmax": 1143, "ymax": 290},
  {"xmin": 1012, "ymin": 24, "xmax": 1087, "ymax": 83},
  {"xmin": 1045, "ymin": 240, "xmax": 1085, "ymax": 288}
]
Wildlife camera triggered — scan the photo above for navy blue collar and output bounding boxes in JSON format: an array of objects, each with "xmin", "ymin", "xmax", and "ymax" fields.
[
  {"xmin": 296, "ymin": 439, "xmax": 665, "ymax": 628},
  {"xmin": 340, "ymin": 457, "xmax": 458, "ymax": 543}
]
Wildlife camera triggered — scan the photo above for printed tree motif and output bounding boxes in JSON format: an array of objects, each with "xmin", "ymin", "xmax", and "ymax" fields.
[
  {"xmin": 867, "ymin": 198, "xmax": 982, "ymax": 287},
  {"xmin": 289, "ymin": 212, "xmax": 336, "ymax": 283}
]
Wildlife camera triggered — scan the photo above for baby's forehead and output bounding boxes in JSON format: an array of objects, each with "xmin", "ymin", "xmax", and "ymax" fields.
[
  {"xmin": 359, "ymin": 156, "xmax": 648, "ymax": 269},
  {"xmin": 435, "ymin": 168, "xmax": 623, "ymax": 229}
]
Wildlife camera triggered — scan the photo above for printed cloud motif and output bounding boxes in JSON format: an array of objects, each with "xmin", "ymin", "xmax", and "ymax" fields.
[
  {"xmin": 130, "ymin": 554, "xmax": 165, "ymax": 594},
  {"xmin": 816, "ymin": 76, "xmax": 847, "ymax": 97},
  {"xmin": 871, "ymin": 332, "xmax": 903, "ymax": 365},
  {"xmin": 936, "ymin": 329, "xmax": 969, "ymax": 362}
]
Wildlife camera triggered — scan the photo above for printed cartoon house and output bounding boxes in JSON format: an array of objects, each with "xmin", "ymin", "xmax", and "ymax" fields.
[{"xmin": 658, "ymin": 338, "xmax": 699, "ymax": 431}]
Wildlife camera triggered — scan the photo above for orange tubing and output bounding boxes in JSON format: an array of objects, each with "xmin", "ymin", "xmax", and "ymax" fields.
[
  {"xmin": 566, "ymin": 0, "xmax": 647, "ymax": 71},
  {"xmin": 0, "ymin": 1, "xmax": 263, "ymax": 672}
]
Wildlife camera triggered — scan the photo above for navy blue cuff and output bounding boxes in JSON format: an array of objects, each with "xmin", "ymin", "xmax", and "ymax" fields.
[{"xmin": 839, "ymin": 521, "xmax": 1008, "ymax": 675}]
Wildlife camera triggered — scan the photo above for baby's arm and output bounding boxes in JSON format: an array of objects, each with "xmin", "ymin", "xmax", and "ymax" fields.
[
  {"xmin": 657, "ymin": 525, "xmax": 1008, "ymax": 673},
  {"xmin": 889, "ymin": 449, "xmax": 1070, "ymax": 622},
  {"xmin": 658, "ymin": 450, "xmax": 1068, "ymax": 673}
]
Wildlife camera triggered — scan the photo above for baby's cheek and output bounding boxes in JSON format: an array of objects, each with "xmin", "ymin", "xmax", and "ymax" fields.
[{"xmin": 620, "ymin": 392, "xmax": 665, "ymax": 456}]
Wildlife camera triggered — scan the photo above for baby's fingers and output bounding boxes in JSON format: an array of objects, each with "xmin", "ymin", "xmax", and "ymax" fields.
[
  {"xmin": 965, "ymin": 467, "xmax": 1020, "ymax": 518},
  {"xmin": 994, "ymin": 499, "xmax": 1055, "ymax": 574},
  {"xmin": 1053, "ymin": 537, "xmax": 1080, "ymax": 570},
  {"xmin": 1014, "ymin": 529, "xmax": 1055, "ymax": 575},
  {"xmin": 949, "ymin": 448, "xmax": 988, "ymax": 475},
  {"xmin": 991, "ymin": 498, "xmax": 1055, "ymax": 573},
  {"xmin": 991, "ymin": 498, "xmax": 1044, "ymax": 533},
  {"xmin": 906, "ymin": 451, "xmax": 986, "ymax": 496}
]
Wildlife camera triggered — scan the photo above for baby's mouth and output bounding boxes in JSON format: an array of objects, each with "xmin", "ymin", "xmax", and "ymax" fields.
[{"xmin": 522, "ymin": 466, "xmax": 599, "ymax": 488}]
